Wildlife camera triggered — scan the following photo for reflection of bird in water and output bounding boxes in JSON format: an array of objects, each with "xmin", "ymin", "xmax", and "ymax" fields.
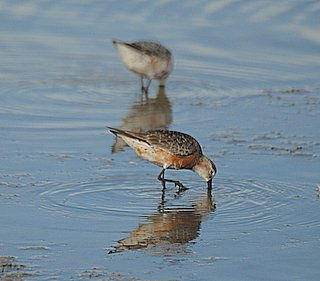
[
  {"xmin": 108, "ymin": 127, "xmax": 217, "ymax": 190},
  {"xmin": 108, "ymin": 191, "xmax": 215, "ymax": 254},
  {"xmin": 111, "ymin": 86, "xmax": 172, "ymax": 153},
  {"xmin": 112, "ymin": 40, "xmax": 173, "ymax": 93}
]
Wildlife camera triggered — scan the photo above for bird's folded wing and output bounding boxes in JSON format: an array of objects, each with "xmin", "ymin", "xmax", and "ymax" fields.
[{"xmin": 144, "ymin": 130, "xmax": 202, "ymax": 157}]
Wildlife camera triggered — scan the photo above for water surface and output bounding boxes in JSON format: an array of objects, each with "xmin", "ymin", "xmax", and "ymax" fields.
[{"xmin": 1, "ymin": 1, "xmax": 320, "ymax": 280}]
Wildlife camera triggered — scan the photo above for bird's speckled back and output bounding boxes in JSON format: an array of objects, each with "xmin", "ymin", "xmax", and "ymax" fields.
[
  {"xmin": 144, "ymin": 130, "xmax": 202, "ymax": 157},
  {"xmin": 125, "ymin": 41, "xmax": 172, "ymax": 60}
]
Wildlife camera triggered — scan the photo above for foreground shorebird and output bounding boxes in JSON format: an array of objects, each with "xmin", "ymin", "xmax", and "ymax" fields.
[
  {"xmin": 112, "ymin": 40, "xmax": 173, "ymax": 93},
  {"xmin": 108, "ymin": 128, "xmax": 216, "ymax": 190}
]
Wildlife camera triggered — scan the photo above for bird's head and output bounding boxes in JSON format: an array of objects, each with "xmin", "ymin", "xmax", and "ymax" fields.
[{"xmin": 192, "ymin": 155, "xmax": 217, "ymax": 189}]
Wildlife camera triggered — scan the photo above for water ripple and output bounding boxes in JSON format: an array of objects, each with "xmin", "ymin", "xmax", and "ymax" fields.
[
  {"xmin": 214, "ymin": 178, "xmax": 318, "ymax": 231},
  {"xmin": 38, "ymin": 177, "xmax": 161, "ymax": 220},
  {"xmin": 37, "ymin": 176, "xmax": 318, "ymax": 232}
]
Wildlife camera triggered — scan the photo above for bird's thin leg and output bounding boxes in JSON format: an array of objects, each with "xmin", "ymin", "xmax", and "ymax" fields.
[
  {"xmin": 155, "ymin": 169, "xmax": 167, "ymax": 212},
  {"xmin": 157, "ymin": 168, "xmax": 166, "ymax": 191},
  {"xmin": 140, "ymin": 77, "xmax": 150, "ymax": 100},
  {"xmin": 157, "ymin": 168, "xmax": 187, "ymax": 191},
  {"xmin": 145, "ymin": 79, "xmax": 152, "ymax": 92},
  {"xmin": 140, "ymin": 76, "xmax": 145, "ymax": 92}
]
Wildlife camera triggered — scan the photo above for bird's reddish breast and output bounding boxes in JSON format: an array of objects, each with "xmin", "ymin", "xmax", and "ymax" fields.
[{"xmin": 154, "ymin": 148, "xmax": 198, "ymax": 169}]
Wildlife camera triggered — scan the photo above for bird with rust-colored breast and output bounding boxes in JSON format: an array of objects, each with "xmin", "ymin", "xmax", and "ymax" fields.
[
  {"xmin": 112, "ymin": 40, "xmax": 173, "ymax": 93},
  {"xmin": 108, "ymin": 128, "xmax": 217, "ymax": 190}
]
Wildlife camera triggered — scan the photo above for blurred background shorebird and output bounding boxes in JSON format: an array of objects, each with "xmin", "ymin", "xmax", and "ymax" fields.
[{"xmin": 113, "ymin": 40, "xmax": 173, "ymax": 94}]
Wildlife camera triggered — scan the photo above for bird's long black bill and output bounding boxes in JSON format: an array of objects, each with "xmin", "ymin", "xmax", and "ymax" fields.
[{"xmin": 207, "ymin": 179, "xmax": 212, "ymax": 190}]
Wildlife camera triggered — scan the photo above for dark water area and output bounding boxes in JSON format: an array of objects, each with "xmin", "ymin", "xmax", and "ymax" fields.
[{"xmin": 1, "ymin": 1, "xmax": 320, "ymax": 280}]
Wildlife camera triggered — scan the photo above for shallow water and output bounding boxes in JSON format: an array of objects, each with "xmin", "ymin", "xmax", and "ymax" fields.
[{"xmin": 1, "ymin": 1, "xmax": 320, "ymax": 280}]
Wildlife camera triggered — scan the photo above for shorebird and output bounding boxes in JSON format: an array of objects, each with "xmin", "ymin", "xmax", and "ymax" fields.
[
  {"xmin": 112, "ymin": 40, "xmax": 173, "ymax": 93},
  {"xmin": 108, "ymin": 128, "xmax": 217, "ymax": 190}
]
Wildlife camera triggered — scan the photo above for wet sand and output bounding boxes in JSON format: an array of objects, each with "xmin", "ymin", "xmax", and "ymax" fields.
[{"xmin": 1, "ymin": 1, "xmax": 320, "ymax": 281}]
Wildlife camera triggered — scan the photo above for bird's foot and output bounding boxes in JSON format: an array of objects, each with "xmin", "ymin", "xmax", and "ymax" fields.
[{"xmin": 174, "ymin": 181, "xmax": 188, "ymax": 192}]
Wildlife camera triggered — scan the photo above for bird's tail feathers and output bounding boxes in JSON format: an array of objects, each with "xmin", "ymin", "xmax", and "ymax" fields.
[{"xmin": 107, "ymin": 127, "xmax": 149, "ymax": 144}]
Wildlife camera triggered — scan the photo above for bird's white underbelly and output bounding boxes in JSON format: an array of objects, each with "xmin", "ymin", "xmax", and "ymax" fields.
[
  {"xmin": 120, "ymin": 135, "xmax": 169, "ymax": 168},
  {"xmin": 117, "ymin": 44, "xmax": 170, "ymax": 80}
]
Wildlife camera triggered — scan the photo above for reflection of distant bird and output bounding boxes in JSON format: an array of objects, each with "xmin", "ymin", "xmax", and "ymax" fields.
[
  {"xmin": 108, "ymin": 127, "xmax": 217, "ymax": 190},
  {"xmin": 112, "ymin": 40, "xmax": 173, "ymax": 93},
  {"xmin": 111, "ymin": 86, "xmax": 172, "ymax": 153},
  {"xmin": 109, "ymin": 192, "xmax": 215, "ymax": 254}
]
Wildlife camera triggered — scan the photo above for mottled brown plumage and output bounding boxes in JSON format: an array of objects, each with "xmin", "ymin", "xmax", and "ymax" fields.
[
  {"xmin": 123, "ymin": 41, "xmax": 172, "ymax": 61},
  {"xmin": 141, "ymin": 130, "xmax": 202, "ymax": 157},
  {"xmin": 108, "ymin": 127, "xmax": 216, "ymax": 190}
]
